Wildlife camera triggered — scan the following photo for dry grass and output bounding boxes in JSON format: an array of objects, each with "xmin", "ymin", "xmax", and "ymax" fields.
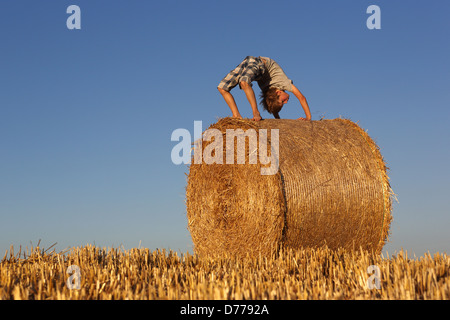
[{"xmin": 1, "ymin": 244, "xmax": 448, "ymax": 300}]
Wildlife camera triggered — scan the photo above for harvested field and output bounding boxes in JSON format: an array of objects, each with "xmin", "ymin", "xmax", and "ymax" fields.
[{"xmin": 1, "ymin": 245, "xmax": 449, "ymax": 300}]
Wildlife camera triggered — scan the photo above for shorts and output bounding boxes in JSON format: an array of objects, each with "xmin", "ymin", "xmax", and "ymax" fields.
[{"xmin": 217, "ymin": 56, "xmax": 266, "ymax": 92}]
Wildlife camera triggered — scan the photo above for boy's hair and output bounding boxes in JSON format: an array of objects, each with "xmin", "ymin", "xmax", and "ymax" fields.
[{"xmin": 260, "ymin": 87, "xmax": 282, "ymax": 115}]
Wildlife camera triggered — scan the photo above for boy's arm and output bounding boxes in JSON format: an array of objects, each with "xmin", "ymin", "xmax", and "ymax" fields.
[{"xmin": 291, "ymin": 84, "xmax": 311, "ymax": 120}]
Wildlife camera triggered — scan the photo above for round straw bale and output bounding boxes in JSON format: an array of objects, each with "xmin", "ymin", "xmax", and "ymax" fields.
[{"xmin": 186, "ymin": 117, "xmax": 393, "ymax": 257}]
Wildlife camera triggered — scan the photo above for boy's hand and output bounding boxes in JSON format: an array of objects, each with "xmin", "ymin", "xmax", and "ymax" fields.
[{"xmin": 297, "ymin": 117, "xmax": 311, "ymax": 121}]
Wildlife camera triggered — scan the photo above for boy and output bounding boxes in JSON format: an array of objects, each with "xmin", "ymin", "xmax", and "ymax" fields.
[{"xmin": 217, "ymin": 56, "xmax": 311, "ymax": 121}]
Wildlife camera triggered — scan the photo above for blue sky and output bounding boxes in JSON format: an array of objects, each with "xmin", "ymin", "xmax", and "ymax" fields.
[{"xmin": 1, "ymin": 0, "xmax": 449, "ymax": 258}]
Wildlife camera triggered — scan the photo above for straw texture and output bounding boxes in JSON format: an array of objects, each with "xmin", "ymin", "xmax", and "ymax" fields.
[{"xmin": 186, "ymin": 117, "xmax": 393, "ymax": 257}]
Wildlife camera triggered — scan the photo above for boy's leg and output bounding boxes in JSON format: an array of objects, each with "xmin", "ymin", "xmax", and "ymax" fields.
[
  {"xmin": 240, "ymin": 81, "xmax": 261, "ymax": 121},
  {"xmin": 217, "ymin": 56, "xmax": 263, "ymax": 119},
  {"xmin": 218, "ymin": 87, "xmax": 242, "ymax": 118},
  {"xmin": 217, "ymin": 57, "xmax": 254, "ymax": 118}
]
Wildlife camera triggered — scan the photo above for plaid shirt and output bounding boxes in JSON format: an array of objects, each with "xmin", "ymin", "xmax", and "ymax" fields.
[{"xmin": 217, "ymin": 56, "xmax": 266, "ymax": 92}]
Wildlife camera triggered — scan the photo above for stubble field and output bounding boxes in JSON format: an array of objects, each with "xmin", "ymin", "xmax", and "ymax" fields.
[{"xmin": 1, "ymin": 244, "xmax": 449, "ymax": 300}]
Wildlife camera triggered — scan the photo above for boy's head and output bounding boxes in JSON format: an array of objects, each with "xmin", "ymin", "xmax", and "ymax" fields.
[{"xmin": 260, "ymin": 87, "xmax": 290, "ymax": 115}]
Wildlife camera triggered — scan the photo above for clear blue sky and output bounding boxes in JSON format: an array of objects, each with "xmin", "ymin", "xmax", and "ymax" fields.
[{"xmin": 1, "ymin": 0, "xmax": 449, "ymax": 258}]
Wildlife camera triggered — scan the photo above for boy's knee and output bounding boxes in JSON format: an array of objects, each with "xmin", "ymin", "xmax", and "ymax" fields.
[
  {"xmin": 239, "ymin": 81, "xmax": 250, "ymax": 89},
  {"xmin": 218, "ymin": 87, "xmax": 227, "ymax": 95}
]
